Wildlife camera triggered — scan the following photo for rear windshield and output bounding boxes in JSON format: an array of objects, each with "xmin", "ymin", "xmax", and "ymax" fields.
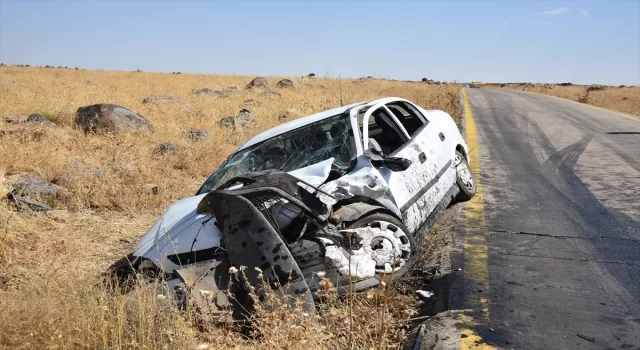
[{"xmin": 197, "ymin": 114, "xmax": 355, "ymax": 194}]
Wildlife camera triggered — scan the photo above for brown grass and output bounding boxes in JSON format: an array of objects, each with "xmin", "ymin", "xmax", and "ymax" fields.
[
  {"xmin": 0, "ymin": 66, "xmax": 459, "ymax": 349},
  {"xmin": 493, "ymin": 83, "xmax": 640, "ymax": 116}
]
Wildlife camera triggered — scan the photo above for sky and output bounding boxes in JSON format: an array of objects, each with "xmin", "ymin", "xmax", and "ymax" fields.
[{"xmin": 0, "ymin": 1, "xmax": 639, "ymax": 85}]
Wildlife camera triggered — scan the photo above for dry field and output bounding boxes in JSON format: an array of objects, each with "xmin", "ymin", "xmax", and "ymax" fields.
[
  {"xmin": 493, "ymin": 83, "xmax": 640, "ymax": 116},
  {"xmin": 0, "ymin": 66, "xmax": 460, "ymax": 349}
]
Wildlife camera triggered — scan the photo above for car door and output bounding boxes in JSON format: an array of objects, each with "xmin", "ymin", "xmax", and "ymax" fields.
[
  {"xmin": 361, "ymin": 102, "xmax": 439, "ymax": 233},
  {"xmin": 385, "ymin": 100, "xmax": 455, "ymax": 212}
]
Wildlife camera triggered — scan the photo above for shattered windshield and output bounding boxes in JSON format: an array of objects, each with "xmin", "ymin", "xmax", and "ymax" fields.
[{"xmin": 197, "ymin": 113, "xmax": 355, "ymax": 194}]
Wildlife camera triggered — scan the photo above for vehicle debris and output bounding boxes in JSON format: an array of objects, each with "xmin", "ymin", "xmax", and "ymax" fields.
[
  {"xmin": 415, "ymin": 290, "xmax": 435, "ymax": 300},
  {"xmin": 110, "ymin": 97, "xmax": 475, "ymax": 320}
]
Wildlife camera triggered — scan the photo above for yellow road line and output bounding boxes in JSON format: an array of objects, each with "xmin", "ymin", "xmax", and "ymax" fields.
[
  {"xmin": 516, "ymin": 89, "xmax": 640, "ymax": 123},
  {"xmin": 460, "ymin": 89, "xmax": 494, "ymax": 349}
]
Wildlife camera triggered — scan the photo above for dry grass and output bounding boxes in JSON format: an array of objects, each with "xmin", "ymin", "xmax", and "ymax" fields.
[
  {"xmin": 493, "ymin": 83, "xmax": 640, "ymax": 116},
  {"xmin": 0, "ymin": 66, "xmax": 460, "ymax": 349}
]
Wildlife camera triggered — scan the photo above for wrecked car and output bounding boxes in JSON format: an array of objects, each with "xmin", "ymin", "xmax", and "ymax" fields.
[{"xmin": 112, "ymin": 97, "xmax": 476, "ymax": 316}]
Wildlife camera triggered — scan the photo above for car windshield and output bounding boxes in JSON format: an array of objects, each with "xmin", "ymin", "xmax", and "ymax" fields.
[{"xmin": 197, "ymin": 113, "xmax": 355, "ymax": 194}]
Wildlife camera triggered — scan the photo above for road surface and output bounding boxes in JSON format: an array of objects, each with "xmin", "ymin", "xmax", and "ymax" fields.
[{"xmin": 451, "ymin": 88, "xmax": 640, "ymax": 349}]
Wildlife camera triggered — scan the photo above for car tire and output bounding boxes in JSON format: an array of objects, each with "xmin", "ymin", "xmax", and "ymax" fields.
[
  {"xmin": 454, "ymin": 150, "xmax": 476, "ymax": 201},
  {"xmin": 345, "ymin": 212, "xmax": 418, "ymax": 285}
]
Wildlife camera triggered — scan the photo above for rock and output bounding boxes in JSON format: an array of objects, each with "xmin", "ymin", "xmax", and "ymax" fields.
[
  {"xmin": 223, "ymin": 86, "xmax": 239, "ymax": 93},
  {"xmin": 6, "ymin": 172, "xmax": 67, "ymax": 203},
  {"xmin": 184, "ymin": 130, "xmax": 211, "ymax": 141},
  {"xmin": 192, "ymin": 88, "xmax": 225, "ymax": 97},
  {"xmin": 259, "ymin": 91, "xmax": 281, "ymax": 97},
  {"xmin": 46, "ymin": 210, "xmax": 71, "ymax": 223},
  {"xmin": 276, "ymin": 79, "xmax": 295, "ymax": 88},
  {"xmin": 142, "ymin": 94, "xmax": 185, "ymax": 104},
  {"xmin": 3, "ymin": 114, "xmax": 56, "ymax": 127},
  {"xmin": 141, "ymin": 184, "xmax": 159, "ymax": 195},
  {"xmin": 243, "ymin": 99, "xmax": 262, "ymax": 106},
  {"xmin": 26, "ymin": 114, "xmax": 49, "ymax": 123},
  {"xmin": 218, "ymin": 109, "xmax": 255, "ymax": 130},
  {"xmin": 237, "ymin": 109, "xmax": 255, "ymax": 125},
  {"xmin": 218, "ymin": 116, "xmax": 237, "ymax": 129},
  {"xmin": 246, "ymin": 77, "xmax": 269, "ymax": 89},
  {"xmin": 154, "ymin": 142, "xmax": 176, "ymax": 154},
  {"xmin": 52, "ymin": 158, "xmax": 105, "ymax": 186},
  {"xmin": 75, "ymin": 67, "xmax": 79, "ymax": 70},
  {"xmin": 279, "ymin": 113, "xmax": 290, "ymax": 120},
  {"xmin": 75, "ymin": 104, "xmax": 153, "ymax": 133}
]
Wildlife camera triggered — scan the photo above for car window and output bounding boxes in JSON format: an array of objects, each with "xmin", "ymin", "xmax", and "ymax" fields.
[
  {"xmin": 197, "ymin": 114, "xmax": 355, "ymax": 194},
  {"xmin": 385, "ymin": 101, "xmax": 427, "ymax": 137},
  {"xmin": 364, "ymin": 107, "xmax": 408, "ymax": 155}
]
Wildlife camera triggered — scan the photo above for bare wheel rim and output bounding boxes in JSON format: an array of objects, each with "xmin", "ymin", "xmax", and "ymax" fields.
[
  {"xmin": 455, "ymin": 154, "xmax": 475, "ymax": 191},
  {"xmin": 366, "ymin": 220, "xmax": 412, "ymax": 274}
]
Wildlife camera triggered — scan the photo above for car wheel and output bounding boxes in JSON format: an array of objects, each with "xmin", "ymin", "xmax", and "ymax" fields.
[
  {"xmin": 454, "ymin": 150, "xmax": 476, "ymax": 201},
  {"xmin": 345, "ymin": 212, "xmax": 418, "ymax": 285}
]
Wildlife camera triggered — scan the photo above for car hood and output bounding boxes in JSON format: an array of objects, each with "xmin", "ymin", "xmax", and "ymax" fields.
[{"xmin": 132, "ymin": 158, "xmax": 335, "ymax": 271}]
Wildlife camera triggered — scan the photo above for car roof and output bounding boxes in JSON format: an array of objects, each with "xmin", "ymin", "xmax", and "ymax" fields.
[{"xmin": 236, "ymin": 97, "xmax": 406, "ymax": 152}]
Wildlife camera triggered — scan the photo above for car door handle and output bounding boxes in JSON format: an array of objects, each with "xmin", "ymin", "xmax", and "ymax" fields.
[
  {"xmin": 419, "ymin": 152, "xmax": 427, "ymax": 163},
  {"xmin": 439, "ymin": 132, "xmax": 445, "ymax": 141}
]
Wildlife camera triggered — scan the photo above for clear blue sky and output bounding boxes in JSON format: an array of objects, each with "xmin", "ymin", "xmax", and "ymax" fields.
[{"xmin": 1, "ymin": 1, "xmax": 639, "ymax": 85}]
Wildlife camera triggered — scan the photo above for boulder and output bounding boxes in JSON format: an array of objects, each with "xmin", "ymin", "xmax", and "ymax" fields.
[
  {"xmin": 246, "ymin": 77, "xmax": 269, "ymax": 89},
  {"xmin": 3, "ymin": 114, "xmax": 56, "ymax": 127},
  {"xmin": 141, "ymin": 184, "xmax": 159, "ymax": 195},
  {"xmin": 237, "ymin": 109, "xmax": 255, "ymax": 125},
  {"xmin": 184, "ymin": 130, "xmax": 211, "ymax": 141},
  {"xmin": 75, "ymin": 104, "xmax": 153, "ymax": 133},
  {"xmin": 6, "ymin": 172, "xmax": 67, "ymax": 203},
  {"xmin": 276, "ymin": 79, "xmax": 295, "ymax": 88},
  {"xmin": 51, "ymin": 158, "xmax": 105, "ymax": 187},
  {"xmin": 143, "ymin": 94, "xmax": 185, "ymax": 104},
  {"xmin": 154, "ymin": 142, "xmax": 176, "ymax": 154},
  {"xmin": 218, "ymin": 109, "xmax": 255, "ymax": 130},
  {"xmin": 218, "ymin": 116, "xmax": 237, "ymax": 129},
  {"xmin": 192, "ymin": 88, "xmax": 225, "ymax": 97}
]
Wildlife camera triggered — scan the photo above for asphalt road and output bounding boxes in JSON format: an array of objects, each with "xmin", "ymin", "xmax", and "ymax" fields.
[{"xmin": 454, "ymin": 89, "xmax": 640, "ymax": 349}]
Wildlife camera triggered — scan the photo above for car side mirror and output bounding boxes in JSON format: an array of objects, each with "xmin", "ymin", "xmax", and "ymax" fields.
[{"xmin": 364, "ymin": 148, "xmax": 412, "ymax": 172}]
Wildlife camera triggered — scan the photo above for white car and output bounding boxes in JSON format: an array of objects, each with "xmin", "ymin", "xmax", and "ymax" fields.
[{"xmin": 114, "ymin": 97, "xmax": 476, "ymax": 315}]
